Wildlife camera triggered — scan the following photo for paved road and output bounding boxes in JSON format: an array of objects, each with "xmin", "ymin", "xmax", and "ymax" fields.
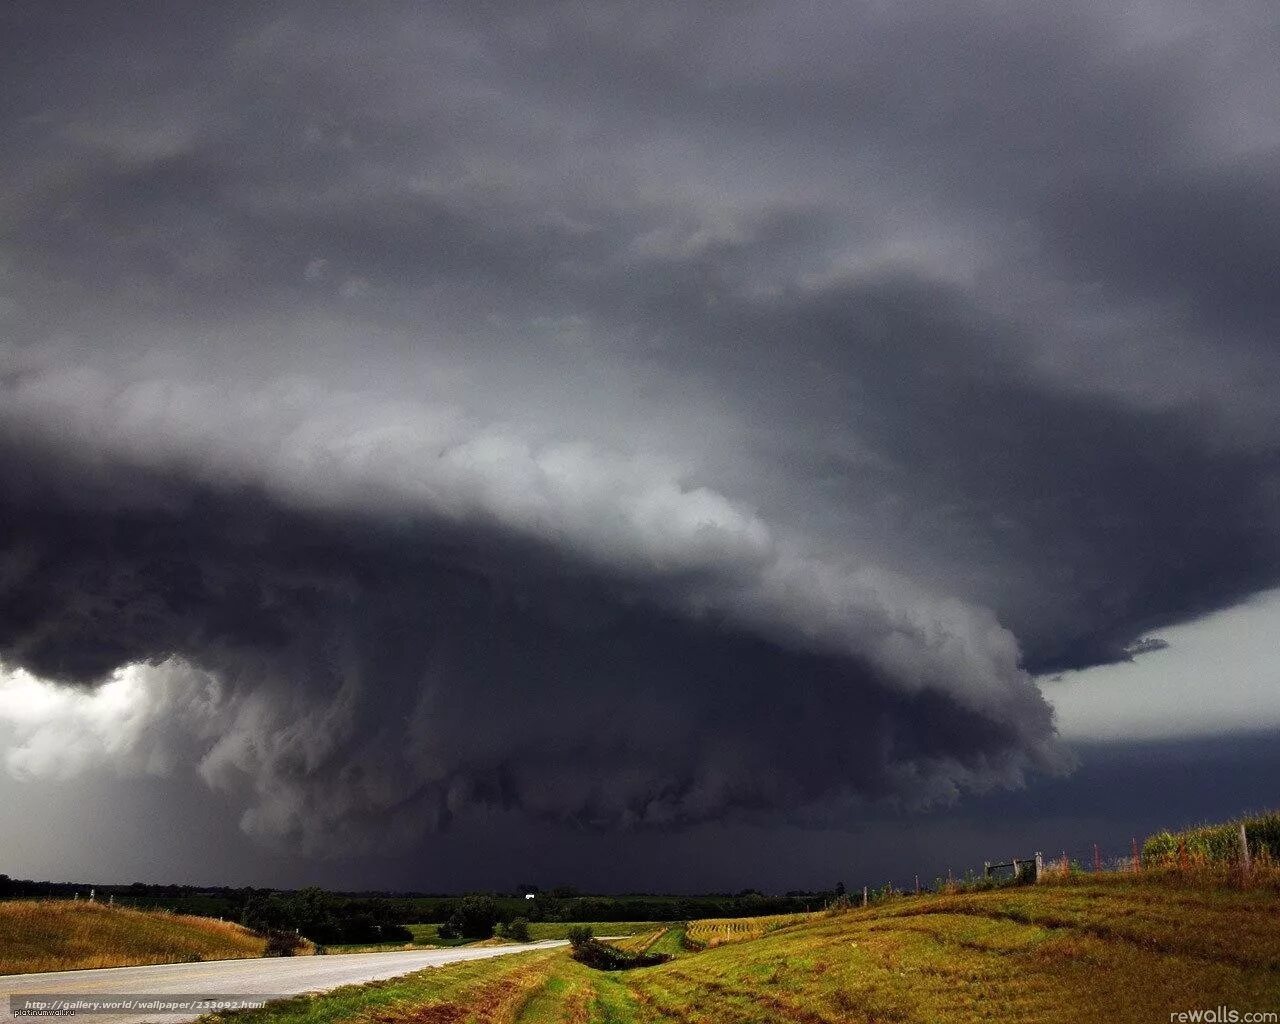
[{"xmin": 0, "ymin": 942, "xmax": 567, "ymax": 1024}]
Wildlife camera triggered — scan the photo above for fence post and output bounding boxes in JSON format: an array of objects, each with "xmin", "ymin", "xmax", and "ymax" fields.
[
  {"xmin": 1034, "ymin": 852, "xmax": 1043, "ymax": 883},
  {"xmin": 983, "ymin": 861, "xmax": 990, "ymax": 879},
  {"xmin": 1012, "ymin": 857, "xmax": 1020, "ymax": 879},
  {"xmin": 862, "ymin": 886, "xmax": 868, "ymax": 908},
  {"xmin": 1093, "ymin": 843, "xmax": 1101, "ymax": 873},
  {"xmin": 1131, "ymin": 837, "xmax": 1140, "ymax": 873},
  {"xmin": 1240, "ymin": 822, "xmax": 1252, "ymax": 872}
]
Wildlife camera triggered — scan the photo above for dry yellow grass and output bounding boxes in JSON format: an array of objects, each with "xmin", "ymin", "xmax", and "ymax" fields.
[{"xmin": 0, "ymin": 899, "xmax": 270, "ymax": 975}]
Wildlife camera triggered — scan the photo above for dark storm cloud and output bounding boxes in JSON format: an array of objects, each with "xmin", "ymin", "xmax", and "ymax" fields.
[
  {"xmin": 1045, "ymin": 160, "xmax": 1280, "ymax": 345},
  {"xmin": 683, "ymin": 274, "xmax": 1280, "ymax": 670},
  {"xmin": 2, "ymin": 0, "xmax": 1279, "ymax": 861},
  {"xmin": 0, "ymin": 436, "xmax": 1059, "ymax": 852}
]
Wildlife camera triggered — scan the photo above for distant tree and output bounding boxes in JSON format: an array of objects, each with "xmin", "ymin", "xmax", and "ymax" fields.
[
  {"xmin": 241, "ymin": 888, "xmax": 409, "ymax": 945},
  {"xmin": 506, "ymin": 916, "xmax": 531, "ymax": 942},
  {"xmin": 835, "ymin": 881, "xmax": 847, "ymax": 898}
]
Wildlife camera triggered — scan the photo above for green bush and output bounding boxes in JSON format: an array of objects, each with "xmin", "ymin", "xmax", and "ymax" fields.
[
  {"xmin": 442, "ymin": 895, "xmax": 501, "ymax": 939},
  {"xmin": 506, "ymin": 916, "xmax": 531, "ymax": 942},
  {"xmin": 567, "ymin": 924, "xmax": 594, "ymax": 948}
]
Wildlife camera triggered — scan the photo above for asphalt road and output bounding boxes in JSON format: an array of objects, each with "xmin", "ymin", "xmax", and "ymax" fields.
[{"xmin": 0, "ymin": 942, "xmax": 567, "ymax": 1024}]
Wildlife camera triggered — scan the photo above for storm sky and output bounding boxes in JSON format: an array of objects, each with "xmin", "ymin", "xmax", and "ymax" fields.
[{"xmin": 1, "ymin": 0, "xmax": 1278, "ymax": 891}]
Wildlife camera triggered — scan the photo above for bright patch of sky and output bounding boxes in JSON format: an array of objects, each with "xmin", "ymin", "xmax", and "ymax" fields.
[{"xmin": 1041, "ymin": 589, "xmax": 1280, "ymax": 741}]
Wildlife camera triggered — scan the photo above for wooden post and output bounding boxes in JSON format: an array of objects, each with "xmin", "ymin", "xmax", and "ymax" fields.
[
  {"xmin": 862, "ymin": 886, "xmax": 868, "ymax": 907},
  {"xmin": 1093, "ymin": 843, "xmax": 1101, "ymax": 873},
  {"xmin": 983, "ymin": 860, "xmax": 991, "ymax": 878},
  {"xmin": 1012, "ymin": 857, "xmax": 1020, "ymax": 880},
  {"xmin": 1034, "ymin": 852, "xmax": 1043, "ymax": 883},
  {"xmin": 1240, "ymin": 822, "xmax": 1252, "ymax": 872},
  {"xmin": 914, "ymin": 874, "xmax": 920, "ymax": 895},
  {"xmin": 1131, "ymin": 837, "xmax": 1140, "ymax": 873}
]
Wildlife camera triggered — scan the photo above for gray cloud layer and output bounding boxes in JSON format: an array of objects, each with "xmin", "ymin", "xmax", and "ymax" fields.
[{"xmin": 1, "ymin": 0, "xmax": 1277, "ymax": 858}]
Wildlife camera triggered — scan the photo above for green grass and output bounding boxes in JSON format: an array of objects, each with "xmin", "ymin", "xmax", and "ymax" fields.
[
  {"xmin": 399, "ymin": 923, "xmax": 472, "ymax": 947},
  {"xmin": 204, "ymin": 878, "xmax": 1280, "ymax": 1023},
  {"xmin": 0, "ymin": 900, "xmax": 271, "ymax": 975}
]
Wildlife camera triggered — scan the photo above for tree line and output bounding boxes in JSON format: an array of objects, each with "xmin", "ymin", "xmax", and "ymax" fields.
[{"xmin": 0, "ymin": 874, "xmax": 834, "ymax": 937}]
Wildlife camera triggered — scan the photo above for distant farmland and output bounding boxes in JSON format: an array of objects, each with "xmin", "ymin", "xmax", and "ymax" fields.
[{"xmin": 0, "ymin": 900, "xmax": 269, "ymax": 975}]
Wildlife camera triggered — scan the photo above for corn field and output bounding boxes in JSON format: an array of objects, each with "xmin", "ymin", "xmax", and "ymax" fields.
[{"xmin": 685, "ymin": 912, "xmax": 817, "ymax": 948}]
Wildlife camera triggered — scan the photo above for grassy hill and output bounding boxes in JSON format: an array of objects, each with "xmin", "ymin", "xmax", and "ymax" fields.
[
  {"xmin": 201, "ymin": 876, "xmax": 1280, "ymax": 1023},
  {"xmin": 0, "ymin": 900, "xmax": 270, "ymax": 975}
]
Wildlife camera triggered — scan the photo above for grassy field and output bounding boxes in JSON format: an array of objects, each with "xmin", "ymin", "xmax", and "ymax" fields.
[
  {"xmin": 200, "ymin": 875, "xmax": 1280, "ymax": 1023},
  {"xmin": 0, "ymin": 900, "xmax": 270, "ymax": 975}
]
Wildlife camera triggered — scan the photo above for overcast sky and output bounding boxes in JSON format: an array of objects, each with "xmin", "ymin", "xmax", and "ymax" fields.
[{"xmin": 1, "ymin": 0, "xmax": 1278, "ymax": 891}]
